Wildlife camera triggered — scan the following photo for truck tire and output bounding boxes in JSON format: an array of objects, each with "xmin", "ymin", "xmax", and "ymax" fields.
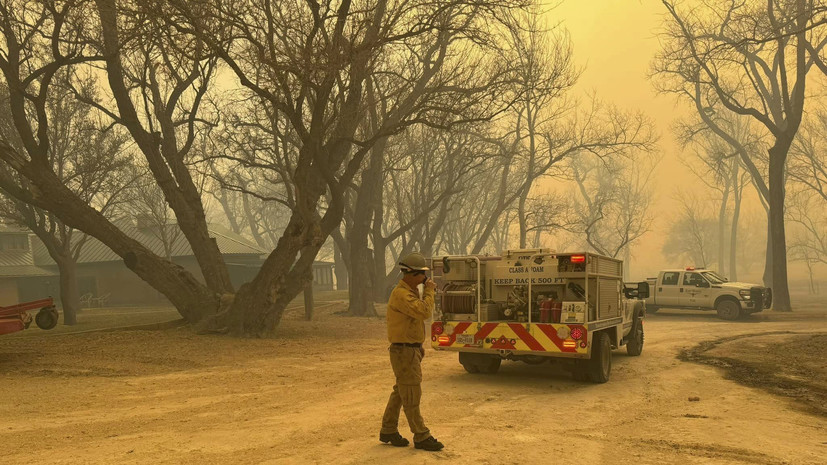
[
  {"xmin": 572, "ymin": 366, "xmax": 590, "ymax": 382},
  {"xmin": 479, "ymin": 356, "xmax": 501, "ymax": 374},
  {"xmin": 716, "ymin": 299, "xmax": 741, "ymax": 321},
  {"xmin": 626, "ymin": 315, "xmax": 644, "ymax": 356},
  {"xmin": 35, "ymin": 307, "xmax": 59, "ymax": 330},
  {"xmin": 459, "ymin": 353, "xmax": 501, "ymax": 374},
  {"xmin": 459, "ymin": 353, "xmax": 480, "ymax": 373},
  {"xmin": 583, "ymin": 332, "xmax": 611, "ymax": 383}
]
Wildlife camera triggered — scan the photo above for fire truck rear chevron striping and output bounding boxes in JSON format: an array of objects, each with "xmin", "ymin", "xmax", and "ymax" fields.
[{"xmin": 429, "ymin": 250, "xmax": 650, "ymax": 383}]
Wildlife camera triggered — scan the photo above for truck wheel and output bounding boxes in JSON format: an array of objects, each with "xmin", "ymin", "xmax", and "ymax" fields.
[
  {"xmin": 586, "ymin": 332, "xmax": 612, "ymax": 383},
  {"xmin": 716, "ymin": 299, "xmax": 741, "ymax": 321},
  {"xmin": 460, "ymin": 353, "xmax": 501, "ymax": 374},
  {"xmin": 626, "ymin": 317, "xmax": 644, "ymax": 356},
  {"xmin": 572, "ymin": 366, "xmax": 590, "ymax": 382},
  {"xmin": 459, "ymin": 353, "xmax": 480, "ymax": 373},
  {"xmin": 35, "ymin": 307, "xmax": 59, "ymax": 330},
  {"xmin": 479, "ymin": 356, "xmax": 501, "ymax": 374}
]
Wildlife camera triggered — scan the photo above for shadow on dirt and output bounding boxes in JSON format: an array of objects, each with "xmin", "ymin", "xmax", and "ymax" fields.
[{"xmin": 679, "ymin": 331, "xmax": 827, "ymax": 417}]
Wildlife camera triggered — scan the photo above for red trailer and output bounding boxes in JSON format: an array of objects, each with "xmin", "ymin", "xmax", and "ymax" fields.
[{"xmin": 0, "ymin": 298, "xmax": 59, "ymax": 336}]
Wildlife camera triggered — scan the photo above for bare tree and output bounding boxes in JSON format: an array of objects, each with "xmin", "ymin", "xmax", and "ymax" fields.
[
  {"xmin": 677, "ymin": 123, "xmax": 755, "ymax": 280},
  {"xmin": 0, "ymin": 82, "xmax": 132, "ymax": 325},
  {"xmin": 124, "ymin": 167, "xmax": 182, "ymax": 261},
  {"xmin": 567, "ymin": 153, "xmax": 657, "ymax": 260},
  {"xmin": 163, "ymin": 0, "xmax": 534, "ymax": 334},
  {"xmin": 0, "ymin": 1, "xmax": 224, "ymax": 324},
  {"xmin": 662, "ymin": 191, "xmax": 720, "ymax": 268},
  {"xmin": 655, "ymin": 0, "xmax": 827, "ymax": 310},
  {"xmin": 789, "ymin": 110, "xmax": 827, "ymax": 202}
]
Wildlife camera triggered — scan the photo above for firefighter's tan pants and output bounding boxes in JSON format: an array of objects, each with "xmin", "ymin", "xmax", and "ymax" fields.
[{"xmin": 381, "ymin": 344, "xmax": 431, "ymax": 442}]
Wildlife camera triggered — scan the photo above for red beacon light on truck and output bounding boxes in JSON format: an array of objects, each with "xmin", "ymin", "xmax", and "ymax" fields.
[
  {"xmin": 570, "ymin": 255, "xmax": 586, "ymax": 264},
  {"xmin": 685, "ymin": 266, "xmax": 695, "ymax": 271}
]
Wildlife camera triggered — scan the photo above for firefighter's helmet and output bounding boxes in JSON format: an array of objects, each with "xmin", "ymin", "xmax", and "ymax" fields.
[{"xmin": 399, "ymin": 252, "xmax": 430, "ymax": 273}]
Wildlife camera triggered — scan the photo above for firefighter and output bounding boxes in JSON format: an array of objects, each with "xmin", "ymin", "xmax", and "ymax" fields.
[{"xmin": 379, "ymin": 252, "xmax": 444, "ymax": 452}]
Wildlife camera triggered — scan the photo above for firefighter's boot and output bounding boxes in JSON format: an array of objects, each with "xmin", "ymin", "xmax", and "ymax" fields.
[
  {"xmin": 414, "ymin": 436, "xmax": 444, "ymax": 451},
  {"xmin": 379, "ymin": 432, "xmax": 409, "ymax": 447}
]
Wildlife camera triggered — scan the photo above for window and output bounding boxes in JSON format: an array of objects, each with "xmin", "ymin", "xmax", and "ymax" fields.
[
  {"xmin": 661, "ymin": 272, "xmax": 680, "ymax": 286},
  {"xmin": 683, "ymin": 272, "xmax": 707, "ymax": 286},
  {"xmin": 701, "ymin": 271, "xmax": 725, "ymax": 284}
]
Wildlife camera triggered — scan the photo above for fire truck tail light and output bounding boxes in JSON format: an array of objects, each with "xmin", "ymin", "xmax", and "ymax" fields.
[
  {"xmin": 438, "ymin": 336, "xmax": 450, "ymax": 344},
  {"xmin": 432, "ymin": 322, "xmax": 444, "ymax": 335},
  {"xmin": 444, "ymin": 324, "xmax": 455, "ymax": 336},
  {"xmin": 569, "ymin": 327, "xmax": 584, "ymax": 340},
  {"xmin": 570, "ymin": 255, "xmax": 586, "ymax": 263}
]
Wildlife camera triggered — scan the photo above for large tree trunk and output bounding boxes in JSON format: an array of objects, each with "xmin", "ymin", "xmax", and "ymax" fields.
[
  {"xmin": 349, "ymin": 247, "xmax": 376, "ymax": 316},
  {"xmin": 224, "ymin": 188, "xmax": 329, "ymax": 335},
  {"xmin": 55, "ymin": 257, "xmax": 81, "ymax": 326},
  {"xmin": 768, "ymin": 142, "xmax": 791, "ymax": 311},
  {"xmin": 348, "ymin": 140, "xmax": 385, "ymax": 316},
  {"xmin": 222, "ymin": 145, "xmax": 348, "ymax": 335},
  {"xmin": 762, "ymin": 211, "xmax": 773, "ymax": 289}
]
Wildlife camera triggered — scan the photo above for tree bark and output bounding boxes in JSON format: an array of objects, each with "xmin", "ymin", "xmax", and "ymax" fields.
[
  {"xmin": 763, "ymin": 210, "xmax": 773, "ymax": 289},
  {"xmin": 768, "ymin": 141, "xmax": 792, "ymax": 311},
  {"xmin": 55, "ymin": 257, "xmax": 81, "ymax": 326},
  {"xmin": 304, "ymin": 283, "xmax": 314, "ymax": 321},
  {"xmin": 348, "ymin": 139, "xmax": 385, "ymax": 316}
]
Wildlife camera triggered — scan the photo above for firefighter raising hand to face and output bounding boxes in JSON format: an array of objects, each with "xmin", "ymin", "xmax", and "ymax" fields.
[{"xmin": 379, "ymin": 252, "xmax": 444, "ymax": 452}]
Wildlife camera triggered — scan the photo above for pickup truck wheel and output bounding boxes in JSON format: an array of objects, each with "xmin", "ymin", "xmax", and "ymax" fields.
[
  {"xmin": 35, "ymin": 307, "xmax": 59, "ymax": 330},
  {"xmin": 626, "ymin": 317, "xmax": 644, "ymax": 356},
  {"xmin": 586, "ymin": 332, "xmax": 612, "ymax": 383},
  {"xmin": 716, "ymin": 299, "xmax": 741, "ymax": 321}
]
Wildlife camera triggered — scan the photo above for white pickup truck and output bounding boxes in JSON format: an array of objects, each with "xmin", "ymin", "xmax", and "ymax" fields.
[{"xmin": 644, "ymin": 268, "xmax": 772, "ymax": 320}]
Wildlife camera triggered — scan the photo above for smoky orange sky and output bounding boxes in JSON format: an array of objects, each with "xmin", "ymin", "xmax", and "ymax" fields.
[{"xmin": 547, "ymin": 1, "xmax": 775, "ymax": 282}]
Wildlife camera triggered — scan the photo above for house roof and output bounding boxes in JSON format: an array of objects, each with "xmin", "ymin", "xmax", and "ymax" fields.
[
  {"xmin": 0, "ymin": 249, "xmax": 35, "ymax": 267},
  {"xmin": 27, "ymin": 221, "xmax": 268, "ymax": 266}
]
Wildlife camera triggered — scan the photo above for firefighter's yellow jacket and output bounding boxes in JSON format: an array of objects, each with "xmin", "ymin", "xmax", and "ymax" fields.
[{"xmin": 387, "ymin": 280, "xmax": 435, "ymax": 344}]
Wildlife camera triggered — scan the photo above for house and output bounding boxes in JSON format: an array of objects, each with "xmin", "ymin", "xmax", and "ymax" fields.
[{"xmin": 0, "ymin": 221, "xmax": 335, "ymax": 307}]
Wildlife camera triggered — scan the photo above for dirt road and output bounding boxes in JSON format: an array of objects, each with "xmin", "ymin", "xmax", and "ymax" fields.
[{"xmin": 1, "ymin": 304, "xmax": 825, "ymax": 465}]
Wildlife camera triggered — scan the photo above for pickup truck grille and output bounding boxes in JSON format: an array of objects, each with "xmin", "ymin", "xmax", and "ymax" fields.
[{"xmin": 750, "ymin": 287, "xmax": 773, "ymax": 309}]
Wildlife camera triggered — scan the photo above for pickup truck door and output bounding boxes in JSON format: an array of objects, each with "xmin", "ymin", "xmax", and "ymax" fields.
[
  {"xmin": 655, "ymin": 271, "xmax": 683, "ymax": 307},
  {"xmin": 681, "ymin": 272, "xmax": 711, "ymax": 307}
]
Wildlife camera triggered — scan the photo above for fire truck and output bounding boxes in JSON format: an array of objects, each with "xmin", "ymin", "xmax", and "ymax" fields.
[{"xmin": 429, "ymin": 250, "xmax": 649, "ymax": 383}]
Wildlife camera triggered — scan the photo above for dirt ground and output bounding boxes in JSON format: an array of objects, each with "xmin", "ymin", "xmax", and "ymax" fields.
[{"xmin": 1, "ymin": 299, "xmax": 826, "ymax": 465}]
